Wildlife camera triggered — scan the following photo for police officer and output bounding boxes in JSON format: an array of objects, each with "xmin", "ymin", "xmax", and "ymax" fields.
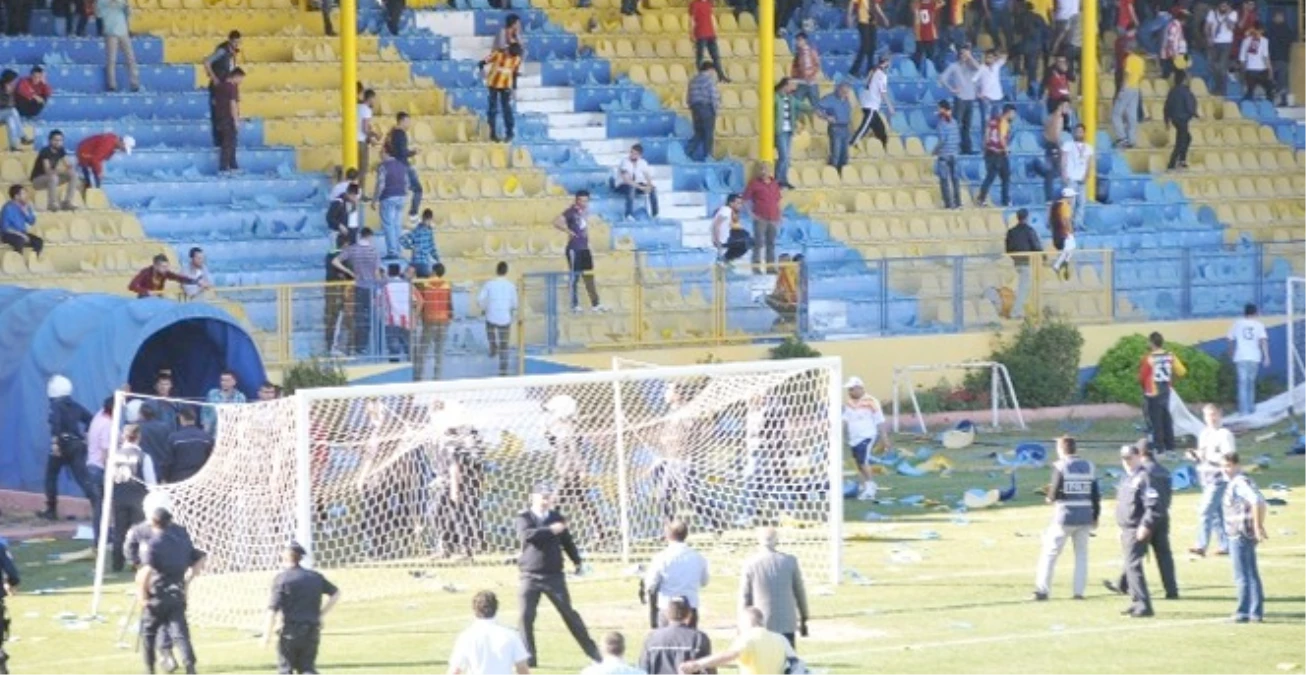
[
  {"xmin": 264, "ymin": 542, "xmax": 341, "ymax": 674},
  {"xmin": 109, "ymin": 425, "xmax": 157, "ymax": 572},
  {"xmin": 1106, "ymin": 440, "xmax": 1179, "ymax": 600},
  {"xmin": 40, "ymin": 374, "xmax": 96, "ymax": 521},
  {"xmin": 0, "ymin": 538, "xmax": 21, "ymax": 675},
  {"xmin": 1032, "ymin": 436, "xmax": 1100, "ymax": 601},
  {"xmin": 1110, "ymin": 443, "xmax": 1158, "ymax": 618},
  {"xmin": 138, "ymin": 501, "xmax": 206, "ymax": 674},
  {"xmin": 128, "ymin": 492, "xmax": 180, "ymax": 673}
]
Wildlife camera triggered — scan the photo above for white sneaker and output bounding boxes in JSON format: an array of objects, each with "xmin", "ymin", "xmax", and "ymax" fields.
[
  {"xmin": 408, "ymin": 214, "xmax": 421, "ymax": 226},
  {"xmin": 571, "ymin": 305, "xmax": 583, "ymax": 314},
  {"xmin": 591, "ymin": 304, "xmax": 609, "ymax": 313},
  {"xmin": 858, "ymin": 481, "xmax": 879, "ymax": 501}
]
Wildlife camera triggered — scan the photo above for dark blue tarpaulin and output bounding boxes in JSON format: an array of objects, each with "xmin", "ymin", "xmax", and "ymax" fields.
[{"xmin": 0, "ymin": 286, "xmax": 265, "ymax": 493}]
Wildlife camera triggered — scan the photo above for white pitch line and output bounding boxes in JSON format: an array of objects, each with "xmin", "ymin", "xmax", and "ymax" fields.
[{"xmin": 808, "ymin": 617, "xmax": 1230, "ymax": 661}]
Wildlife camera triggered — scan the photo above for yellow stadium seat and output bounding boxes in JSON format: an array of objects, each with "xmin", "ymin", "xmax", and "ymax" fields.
[
  {"xmin": 821, "ymin": 166, "xmax": 841, "ymax": 187},
  {"xmin": 880, "ymin": 165, "xmax": 901, "ymax": 184},
  {"xmin": 669, "ymin": 63, "xmax": 689, "ymax": 83},
  {"xmin": 722, "ymin": 89, "xmax": 741, "ymax": 108},
  {"xmin": 675, "ymin": 39, "xmax": 695, "ymax": 59}
]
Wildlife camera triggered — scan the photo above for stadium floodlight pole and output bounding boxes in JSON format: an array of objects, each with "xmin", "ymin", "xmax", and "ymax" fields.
[
  {"xmin": 292, "ymin": 392, "xmax": 317, "ymax": 568},
  {"xmin": 611, "ymin": 377, "xmax": 632, "ymax": 565},
  {"xmin": 825, "ymin": 359, "xmax": 844, "ymax": 586},
  {"xmin": 1081, "ymin": 0, "xmax": 1098, "ymax": 201},
  {"xmin": 341, "ymin": 0, "xmax": 358, "ymax": 172},
  {"xmin": 89, "ymin": 389, "xmax": 126, "ymax": 617},
  {"xmin": 758, "ymin": 0, "xmax": 776, "ymax": 163}
]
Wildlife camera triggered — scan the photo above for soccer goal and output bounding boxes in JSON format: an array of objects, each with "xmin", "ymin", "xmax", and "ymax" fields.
[
  {"xmin": 1289, "ymin": 277, "xmax": 1305, "ymax": 429},
  {"xmin": 890, "ymin": 362, "xmax": 1026, "ymax": 434},
  {"xmin": 92, "ymin": 358, "xmax": 844, "ymax": 629}
]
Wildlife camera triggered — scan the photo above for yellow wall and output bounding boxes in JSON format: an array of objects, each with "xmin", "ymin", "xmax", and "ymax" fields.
[{"xmin": 544, "ymin": 318, "xmax": 1279, "ymax": 400}]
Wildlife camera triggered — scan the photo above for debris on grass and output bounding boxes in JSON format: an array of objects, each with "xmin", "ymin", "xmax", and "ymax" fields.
[
  {"xmin": 61, "ymin": 620, "xmax": 91, "ymax": 631},
  {"xmin": 1275, "ymin": 664, "xmax": 1299, "ymax": 672},
  {"xmin": 889, "ymin": 547, "xmax": 923, "ymax": 564},
  {"xmin": 845, "ymin": 569, "xmax": 874, "ymax": 586},
  {"xmin": 863, "ymin": 511, "xmax": 890, "ymax": 522},
  {"xmin": 54, "ymin": 612, "xmax": 77, "ymax": 621},
  {"xmin": 951, "ymin": 516, "xmax": 971, "ymax": 526},
  {"xmin": 899, "ymin": 495, "xmax": 926, "ymax": 506},
  {"xmin": 949, "ymin": 621, "xmax": 974, "ymax": 630},
  {"xmin": 921, "ymin": 530, "xmax": 942, "ymax": 540},
  {"xmin": 1050, "ymin": 624, "xmax": 1066, "ymax": 632},
  {"xmin": 23, "ymin": 611, "xmax": 39, "ymax": 619},
  {"xmin": 1170, "ymin": 465, "xmax": 1197, "ymax": 491},
  {"xmin": 814, "ymin": 586, "xmax": 835, "ymax": 596},
  {"xmin": 980, "ymin": 538, "xmax": 997, "ymax": 548},
  {"xmin": 964, "ymin": 488, "xmax": 1000, "ymax": 509}
]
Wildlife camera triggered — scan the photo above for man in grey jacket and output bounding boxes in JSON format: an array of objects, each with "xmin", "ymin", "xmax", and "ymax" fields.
[{"xmin": 738, "ymin": 527, "xmax": 809, "ymax": 649}]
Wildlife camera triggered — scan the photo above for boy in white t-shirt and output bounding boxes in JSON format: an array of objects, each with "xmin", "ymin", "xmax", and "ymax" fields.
[
  {"xmin": 842, "ymin": 376, "xmax": 891, "ymax": 500},
  {"xmin": 1187, "ymin": 403, "xmax": 1234, "ymax": 556},
  {"xmin": 1227, "ymin": 303, "xmax": 1269, "ymax": 416}
]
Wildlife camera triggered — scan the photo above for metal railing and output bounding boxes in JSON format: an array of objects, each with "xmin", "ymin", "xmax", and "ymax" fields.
[{"xmin": 195, "ymin": 240, "xmax": 1300, "ymax": 373}]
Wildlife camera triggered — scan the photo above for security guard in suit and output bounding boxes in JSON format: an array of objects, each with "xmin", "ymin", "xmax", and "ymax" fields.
[
  {"xmin": 1106, "ymin": 442, "xmax": 1180, "ymax": 600},
  {"xmin": 1111, "ymin": 443, "xmax": 1159, "ymax": 617}
]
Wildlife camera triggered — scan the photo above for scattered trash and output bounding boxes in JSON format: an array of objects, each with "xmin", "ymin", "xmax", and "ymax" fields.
[
  {"xmin": 1104, "ymin": 468, "xmax": 1122, "ymax": 479},
  {"xmin": 1255, "ymin": 454, "xmax": 1272, "ymax": 469},
  {"xmin": 863, "ymin": 511, "xmax": 890, "ymax": 522},
  {"xmin": 1269, "ymin": 483, "xmax": 1291, "ymax": 492},
  {"xmin": 1275, "ymin": 664, "xmax": 1299, "ymax": 672},
  {"xmin": 1278, "ymin": 529, "xmax": 1296, "ymax": 536},
  {"xmin": 54, "ymin": 612, "xmax": 77, "ymax": 621},
  {"xmin": 998, "ymin": 474, "xmax": 1018, "ymax": 502},
  {"xmin": 813, "ymin": 586, "xmax": 835, "ymax": 596},
  {"xmin": 889, "ymin": 547, "xmax": 923, "ymax": 564},
  {"xmin": 1171, "ymin": 465, "xmax": 1197, "ymax": 491},
  {"xmin": 1267, "ymin": 498, "xmax": 1288, "ymax": 506},
  {"xmin": 941, "ymin": 420, "xmax": 977, "ymax": 449},
  {"xmin": 949, "ymin": 621, "xmax": 973, "ymax": 630},
  {"xmin": 116, "ymin": 641, "xmax": 131, "ymax": 650},
  {"xmin": 964, "ymin": 488, "xmax": 1000, "ymax": 509},
  {"xmin": 845, "ymin": 569, "xmax": 874, "ymax": 586},
  {"xmin": 73, "ymin": 525, "xmax": 94, "ymax": 541},
  {"xmin": 980, "ymin": 538, "xmax": 997, "ymax": 548},
  {"xmin": 441, "ymin": 583, "xmax": 464, "ymax": 593},
  {"xmin": 621, "ymin": 564, "xmax": 645, "ymax": 577},
  {"xmin": 62, "ymin": 621, "xmax": 91, "ymax": 631},
  {"xmin": 921, "ymin": 530, "xmax": 942, "ymax": 540},
  {"xmin": 1050, "ymin": 624, "xmax": 1066, "ymax": 632},
  {"xmin": 950, "ymin": 516, "xmax": 971, "ymax": 526},
  {"xmin": 996, "ymin": 443, "xmax": 1047, "ymax": 468},
  {"xmin": 899, "ymin": 494, "xmax": 926, "ymax": 506}
]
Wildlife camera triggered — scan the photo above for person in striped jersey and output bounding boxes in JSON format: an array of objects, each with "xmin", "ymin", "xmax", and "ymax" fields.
[{"xmin": 480, "ymin": 43, "xmax": 523, "ymax": 143}]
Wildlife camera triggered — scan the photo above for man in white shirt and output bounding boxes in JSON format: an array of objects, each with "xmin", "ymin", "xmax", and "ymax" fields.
[
  {"xmin": 843, "ymin": 376, "xmax": 889, "ymax": 501},
  {"xmin": 972, "ymin": 49, "xmax": 1007, "ymax": 128},
  {"xmin": 357, "ymin": 88, "xmax": 378, "ymax": 193},
  {"xmin": 1205, "ymin": 0, "xmax": 1237, "ymax": 95},
  {"xmin": 643, "ymin": 521, "xmax": 710, "ymax": 627},
  {"xmin": 1227, "ymin": 303, "xmax": 1270, "ymax": 416},
  {"xmin": 582, "ymin": 633, "xmax": 646, "ymax": 675},
  {"xmin": 477, "ymin": 261, "xmax": 519, "ymax": 376},
  {"xmin": 615, "ymin": 144, "xmax": 658, "ymax": 221},
  {"xmin": 449, "ymin": 591, "xmax": 531, "ymax": 675},
  {"xmin": 1238, "ymin": 23, "xmax": 1275, "ymax": 102},
  {"xmin": 181, "ymin": 247, "xmax": 213, "ymax": 299},
  {"xmin": 1187, "ymin": 404, "xmax": 1234, "ymax": 557},
  {"xmin": 1058, "ymin": 123, "xmax": 1092, "ymax": 230},
  {"xmin": 711, "ymin": 193, "xmax": 748, "ymax": 264},
  {"xmin": 851, "ymin": 56, "xmax": 893, "ymax": 149}
]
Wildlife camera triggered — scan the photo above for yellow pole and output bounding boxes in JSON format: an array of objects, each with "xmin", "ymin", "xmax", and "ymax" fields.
[
  {"xmin": 1081, "ymin": 0, "xmax": 1098, "ymax": 201},
  {"xmin": 341, "ymin": 0, "xmax": 358, "ymax": 171},
  {"xmin": 758, "ymin": 0, "xmax": 775, "ymax": 162}
]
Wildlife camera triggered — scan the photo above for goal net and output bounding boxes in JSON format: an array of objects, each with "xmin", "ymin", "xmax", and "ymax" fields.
[
  {"xmin": 1290, "ymin": 277, "xmax": 1305, "ymax": 428},
  {"xmin": 890, "ymin": 362, "xmax": 1026, "ymax": 434},
  {"xmin": 93, "ymin": 358, "xmax": 844, "ymax": 629}
]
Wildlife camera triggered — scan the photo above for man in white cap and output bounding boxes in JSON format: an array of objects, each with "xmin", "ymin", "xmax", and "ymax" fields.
[
  {"xmin": 842, "ymin": 376, "xmax": 890, "ymax": 501},
  {"xmin": 75, "ymin": 132, "xmax": 134, "ymax": 196}
]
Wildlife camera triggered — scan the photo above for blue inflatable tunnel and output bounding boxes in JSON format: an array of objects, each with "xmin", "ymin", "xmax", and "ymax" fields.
[{"xmin": 0, "ymin": 286, "xmax": 265, "ymax": 493}]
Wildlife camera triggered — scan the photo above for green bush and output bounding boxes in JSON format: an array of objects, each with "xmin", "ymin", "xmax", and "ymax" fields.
[
  {"xmin": 769, "ymin": 336, "xmax": 822, "ymax": 360},
  {"xmin": 915, "ymin": 378, "xmax": 992, "ymax": 414},
  {"xmin": 1085, "ymin": 334, "xmax": 1219, "ymax": 407},
  {"xmin": 282, "ymin": 358, "xmax": 348, "ymax": 394},
  {"xmin": 963, "ymin": 318, "xmax": 1084, "ymax": 408}
]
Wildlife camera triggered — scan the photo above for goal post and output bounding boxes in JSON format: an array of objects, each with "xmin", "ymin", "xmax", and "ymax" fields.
[
  {"xmin": 1289, "ymin": 277, "xmax": 1305, "ymax": 429},
  {"xmin": 891, "ymin": 362, "xmax": 1026, "ymax": 434},
  {"xmin": 95, "ymin": 357, "xmax": 845, "ymax": 629}
]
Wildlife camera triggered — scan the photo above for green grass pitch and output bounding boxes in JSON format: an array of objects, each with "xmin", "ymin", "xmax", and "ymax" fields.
[{"xmin": 6, "ymin": 418, "xmax": 1305, "ymax": 674}]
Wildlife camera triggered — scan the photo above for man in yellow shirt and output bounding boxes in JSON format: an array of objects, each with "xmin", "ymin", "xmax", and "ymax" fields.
[
  {"xmin": 1111, "ymin": 48, "xmax": 1146, "ymax": 148},
  {"xmin": 678, "ymin": 607, "xmax": 793, "ymax": 675}
]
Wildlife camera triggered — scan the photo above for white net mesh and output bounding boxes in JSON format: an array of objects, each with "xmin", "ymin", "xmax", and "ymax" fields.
[{"xmin": 99, "ymin": 359, "xmax": 842, "ymax": 629}]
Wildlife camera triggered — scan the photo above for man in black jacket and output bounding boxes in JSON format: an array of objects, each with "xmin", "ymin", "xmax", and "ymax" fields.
[
  {"xmin": 1108, "ymin": 443, "xmax": 1158, "ymax": 617},
  {"xmin": 326, "ymin": 184, "xmax": 360, "ymax": 243},
  {"xmin": 639, "ymin": 598, "xmax": 713, "ymax": 675},
  {"xmin": 385, "ymin": 113, "xmax": 422, "ymax": 225},
  {"xmin": 515, "ymin": 485, "xmax": 600, "ymax": 668},
  {"xmin": 1108, "ymin": 441, "xmax": 1179, "ymax": 600},
  {"xmin": 325, "ymin": 234, "xmax": 352, "ymax": 355},
  {"xmin": 1004, "ymin": 208, "xmax": 1042, "ymax": 320},
  {"xmin": 137, "ymin": 405, "xmax": 175, "ymax": 484},
  {"xmin": 1163, "ymin": 71, "xmax": 1197, "ymax": 170},
  {"xmin": 166, "ymin": 408, "xmax": 213, "ymax": 483}
]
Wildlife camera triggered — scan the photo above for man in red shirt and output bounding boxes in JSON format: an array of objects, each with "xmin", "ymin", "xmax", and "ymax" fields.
[
  {"xmin": 914, "ymin": 0, "xmax": 941, "ymax": 74},
  {"xmin": 128, "ymin": 254, "xmax": 196, "ymax": 298},
  {"xmin": 1043, "ymin": 54, "xmax": 1072, "ymax": 131},
  {"xmin": 75, "ymin": 133, "xmax": 134, "ymax": 191},
  {"xmin": 741, "ymin": 161, "xmax": 783, "ymax": 270},
  {"xmin": 1115, "ymin": 0, "xmax": 1137, "ymax": 34},
  {"xmin": 690, "ymin": 0, "xmax": 729, "ymax": 81},
  {"xmin": 14, "ymin": 66, "xmax": 52, "ymax": 118},
  {"xmin": 976, "ymin": 104, "xmax": 1014, "ymax": 207}
]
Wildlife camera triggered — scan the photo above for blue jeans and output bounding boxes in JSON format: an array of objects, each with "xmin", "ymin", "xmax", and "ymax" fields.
[
  {"xmin": 1229, "ymin": 536, "xmax": 1264, "ymax": 620},
  {"xmin": 353, "ymin": 286, "xmax": 375, "ymax": 355},
  {"xmin": 828, "ymin": 124, "xmax": 850, "ymax": 171},
  {"xmin": 687, "ymin": 103, "xmax": 716, "ymax": 161},
  {"xmin": 954, "ymin": 98, "xmax": 975, "ymax": 154},
  {"xmin": 1069, "ymin": 179, "xmax": 1086, "ymax": 229},
  {"xmin": 775, "ymin": 132, "xmax": 792, "ymax": 184},
  {"xmin": 1195, "ymin": 482, "xmax": 1228, "ymax": 553},
  {"xmin": 794, "ymin": 83, "xmax": 820, "ymax": 111},
  {"xmin": 1235, "ymin": 360, "xmax": 1259, "ymax": 416},
  {"xmin": 380, "ymin": 196, "xmax": 405, "ymax": 258},
  {"xmin": 1, "ymin": 107, "xmax": 22, "ymax": 148},
  {"xmin": 936, "ymin": 155, "xmax": 960, "ymax": 208},
  {"xmin": 86, "ymin": 465, "xmax": 104, "ymax": 545},
  {"xmin": 404, "ymin": 164, "xmax": 422, "ymax": 216}
]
